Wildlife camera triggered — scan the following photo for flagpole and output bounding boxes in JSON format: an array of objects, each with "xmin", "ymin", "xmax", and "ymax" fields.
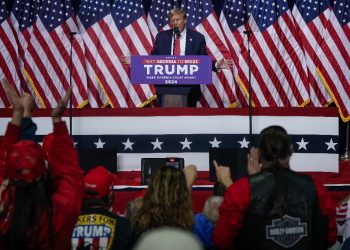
[
  {"xmin": 68, "ymin": 32, "xmax": 76, "ymax": 136},
  {"xmin": 340, "ymin": 121, "xmax": 350, "ymax": 161},
  {"xmin": 244, "ymin": 30, "xmax": 253, "ymax": 147}
]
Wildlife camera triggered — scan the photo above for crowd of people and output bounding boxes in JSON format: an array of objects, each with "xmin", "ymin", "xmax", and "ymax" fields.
[{"xmin": 1, "ymin": 77, "xmax": 349, "ymax": 250}]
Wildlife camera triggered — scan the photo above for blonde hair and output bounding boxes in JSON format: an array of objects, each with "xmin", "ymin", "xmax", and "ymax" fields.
[
  {"xmin": 133, "ymin": 167, "xmax": 194, "ymax": 234},
  {"xmin": 125, "ymin": 197, "xmax": 143, "ymax": 220},
  {"xmin": 168, "ymin": 8, "xmax": 187, "ymax": 20},
  {"xmin": 203, "ymin": 196, "xmax": 223, "ymax": 223}
]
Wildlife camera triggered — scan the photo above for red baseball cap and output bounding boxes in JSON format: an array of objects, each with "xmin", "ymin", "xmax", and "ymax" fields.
[
  {"xmin": 84, "ymin": 166, "xmax": 113, "ymax": 198},
  {"xmin": 5, "ymin": 140, "xmax": 46, "ymax": 183}
]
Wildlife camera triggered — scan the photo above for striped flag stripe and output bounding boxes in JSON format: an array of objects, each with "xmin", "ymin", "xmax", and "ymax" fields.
[
  {"xmin": 10, "ymin": 6, "xmax": 59, "ymax": 108},
  {"xmin": 21, "ymin": 34, "xmax": 60, "ymax": 107},
  {"xmin": 292, "ymin": 5, "xmax": 332, "ymax": 106},
  {"xmin": 32, "ymin": 21, "xmax": 80, "ymax": 105},
  {"xmin": 0, "ymin": 20, "xmax": 23, "ymax": 92},
  {"xmin": 103, "ymin": 25, "xmax": 147, "ymax": 106},
  {"xmin": 252, "ymin": 18, "xmax": 308, "ymax": 106},
  {"xmin": 194, "ymin": 15, "xmax": 239, "ymax": 107},
  {"xmin": 28, "ymin": 23, "xmax": 72, "ymax": 104},
  {"xmin": 54, "ymin": 19, "xmax": 89, "ymax": 106},
  {"xmin": 220, "ymin": 14, "xmax": 275, "ymax": 106},
  {"xmin": 196, "ymin": 20, "xmax": 235, "ymax": 107},
  {"xmin": 84, "ymin": 20, "xmax": 128, "ymax": 107},
  {"xmin": 320, "ymin": 21, "xmax": 350, "ymax": 120}
]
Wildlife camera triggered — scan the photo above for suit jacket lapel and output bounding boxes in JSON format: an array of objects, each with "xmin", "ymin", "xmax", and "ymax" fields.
[
  {"xmin": 165, "ymin": 30, "xmax": 173, "ymax": 55},
  {"xmin": 185, "ymin": 30, "xmax": 192, "ymax": 55}
]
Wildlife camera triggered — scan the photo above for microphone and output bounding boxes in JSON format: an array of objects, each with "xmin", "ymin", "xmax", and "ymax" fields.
[
  {"xmin": 243, "ymin": 30, "xmax": 252, "ymax": 35},
  {"xmin": 69, "ymin": 32, "xmax": 77, "ymax": 36},
  {"xmin": 173, "ymin": 27, "xmax": 180, "ymax": 38}
]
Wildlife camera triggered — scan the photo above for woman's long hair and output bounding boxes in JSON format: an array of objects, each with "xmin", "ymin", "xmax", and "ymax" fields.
[
  {"xmin": 258, "ymin": 125, "xmax": 293, "ymax": 171},
  {"xmin": 132, "ymin": 166, "xmax": 194, "ymax": 234},
  {"xmin": 4, "ymin": 176, "xmax": 53, "ymax": 250}
]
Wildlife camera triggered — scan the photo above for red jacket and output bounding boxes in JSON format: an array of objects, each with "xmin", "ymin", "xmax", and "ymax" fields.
[
  {"xmin": 0, "ymin": 121, "xmax": 84, "ymax": 249},
  {"xmin": 213, "ymin": 174, "xmax": 337, "ymax": 250}
]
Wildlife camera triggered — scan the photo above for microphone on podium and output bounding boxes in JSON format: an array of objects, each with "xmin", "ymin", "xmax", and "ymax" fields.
[{"xmin": 174, "ymin": 27, "xmax": 180, "ymax": 38}]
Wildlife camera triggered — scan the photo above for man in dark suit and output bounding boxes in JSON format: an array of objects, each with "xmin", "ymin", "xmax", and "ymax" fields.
[
  {"xmin": 120, "ymin": 8, "xmax": 232, "ymax": 107},
  {"xmin": 151, "ymin": 8, "xmax": 232, "ymax": 107}
]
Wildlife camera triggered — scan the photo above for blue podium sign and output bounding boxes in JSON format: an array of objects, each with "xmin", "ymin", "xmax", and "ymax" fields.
[{"xmin": 131, "ymin": 55, "xmax": 212, "ymax": 85}]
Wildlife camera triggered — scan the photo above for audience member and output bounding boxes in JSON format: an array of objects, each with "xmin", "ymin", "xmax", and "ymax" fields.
[
  {"xmin": 338, "ymin": 194, "xmax": 350, "ymax": 249},
  {"xmin": 213, "ymin": 182, "xmax": 227, "ymax": 196},
  {"xmin": 336, "ymin": 194, "xmax": 350, "ymax": 244},
  {"xmin": 130, "ymin": 165, "xmax": 197, "ymax": 246},
  {"xmin": 71, "ymin": 165, "xmax": 132, "ymax": 250},
  {"xmin": 213, "ymin": 125, "xmax": 338, "ymax": 250},
  {"xmin": 193, "ymin": 196, "xmax": 223, "ymax": 250},
  {"xmin": 0, "ymin": 79, "xmax": 84, "ymax": 249},
  {"xmin": 125, "ymin": 197, "xmax": 143, "ymax": 221},
  {"xmin": 18, "ymin": 92, "xmax": 36, "ymax": 141},
  {"xmin": 133, "ymin": 226, "xmax": 203, "ymax": 250}
]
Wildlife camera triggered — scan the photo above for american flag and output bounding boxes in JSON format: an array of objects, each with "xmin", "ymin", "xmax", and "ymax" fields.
[
  {"xmin": 181, "ymin": 0, "xmax": 240, "ymax": 107},
  {"xmin": 26, "ymin": 0, "xmax": 89, "ymax": 108},
  {"xmin": 292, "ymin": 0, "xmax": 333, "ymax": 107},
  {"xmin": 221, "ymin": 0, "xmax": 310, "ymax": 107},
  {"xmin": 10, "ymin": 0, "xmax": 45, "ymax": 106},
  {"xmin": 111, "ymin": 0, "xmax": 156, "ymax": 107},
  {"xmin": 320, "ymin": 0, "xmax": 350, "ymax": 122},
  {"xmin": 77, "ymin": 0, "xmax": 155, "ymax": 108},
  {"xmin": 76, "ymin": 0, "xmax": 111, "ymax": 107},
  {"xmin": 0, "ymin": 0, "xmax": 24, "ymax": 107},
  {"xmin": 147, "ymin": 0, "xmax": 176, "ymax": 37}
]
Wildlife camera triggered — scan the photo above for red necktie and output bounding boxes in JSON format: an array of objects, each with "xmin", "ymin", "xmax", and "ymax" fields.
[{"xmin": 174, "ymin": 36, "xmax": 180, "ymax": 55}]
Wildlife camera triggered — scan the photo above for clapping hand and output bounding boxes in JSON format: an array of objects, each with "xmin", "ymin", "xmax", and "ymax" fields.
[
  {"xmin": 51, "ymin": 87, "xmax": 72, "ymax": 123},
  {"xmin": 2, "ymin": 78, "xmax": 24, "ymax": 126},
  {"xmin": 2, "ymin": 78, "xmax": 23, "ymax": 112}
]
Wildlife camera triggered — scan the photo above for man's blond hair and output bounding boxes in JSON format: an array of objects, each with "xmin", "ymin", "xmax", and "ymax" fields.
[{"xmin": 168, "ymin": 8, "xmax": 187, "ymax": 20}]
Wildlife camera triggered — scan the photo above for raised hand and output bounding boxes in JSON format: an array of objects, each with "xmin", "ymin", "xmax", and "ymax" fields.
[
  {"xmin": 213, "ymin": 160, "xmax": 233, "ymax": 188},
  {"xmin": 22, "ymin": 92, "xmax": 35, "ymax": 118},
  {"xmin": 217, "ymin": 58, "xmax": 234, "ymax": 70},
  {"xmin": 183, "ymin": 164, "xmax": 198, "ymax": 191},
  {"xmin": 119, "ymin": 55, "xmax": 131, "ymax": 65},
  {"xmin": 51, "ymin": 87, "xmax": 72, "ymax": 123},
  {"xmin": 247, "ymin": 147, "xmax": 262, "ymax": 175},
  {"xmin": 2, "ymin": 78, "xmax": 23, "ymax": 126},
  {"xmin": 2, "ymin": 78, "xmax": 23, "ymax": 112}
]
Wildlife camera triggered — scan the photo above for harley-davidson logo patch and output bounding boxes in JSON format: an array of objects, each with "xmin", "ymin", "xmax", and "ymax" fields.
[{"xmin": 266, "ymin": 215, "xmax": 307, "ymax": 248}]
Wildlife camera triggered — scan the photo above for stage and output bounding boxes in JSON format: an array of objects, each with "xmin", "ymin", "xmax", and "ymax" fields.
[{"xmin": 0, "ymin": 107, "xmax": 348, "ymax": 214}]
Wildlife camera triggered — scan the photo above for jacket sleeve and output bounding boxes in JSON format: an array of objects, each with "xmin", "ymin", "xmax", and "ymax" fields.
[
  {"xmin": 47, "ymin": 121, "xmax": 84, "ymax": 249},
  {"xmin": 311, "ymin": 177, "xmax": 338, "ymax": 247},
  {"xmin": 0, "ymin": 123, "xmax": 21, "ymax": 183},
  {"xmin": 213, "ymin": 177, "xmax": 251, "ymax": 250},
  {"xmin": 151, "ymin": 33, "xmax": 160, "ymax": 55}
]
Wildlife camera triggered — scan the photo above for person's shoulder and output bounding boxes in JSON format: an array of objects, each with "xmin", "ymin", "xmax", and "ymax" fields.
[
  {"xmin": 227, "ymin": 176, "xmax": 250, "ymax": 192},
  {"xmin": 156, "ymin": 29, "xmax": 172, "ymax": 38},
  {"xmin": 187, "ymin": 29, "xmax": 205, "ymax": 39}
]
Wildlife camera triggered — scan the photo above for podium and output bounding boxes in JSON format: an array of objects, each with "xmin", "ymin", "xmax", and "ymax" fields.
[
  {"xmin": 156, "ymin": 85, "xmax": 199, "ymax": 107},
  {"xmin": 130, "ymin": 55, "xmax": 212, "ymax": 107}
]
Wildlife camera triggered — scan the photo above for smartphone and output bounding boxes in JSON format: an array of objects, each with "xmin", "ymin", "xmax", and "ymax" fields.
[{"xmin": 165, "ymin": 157, "xmax": 184, "ymax": 170}]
